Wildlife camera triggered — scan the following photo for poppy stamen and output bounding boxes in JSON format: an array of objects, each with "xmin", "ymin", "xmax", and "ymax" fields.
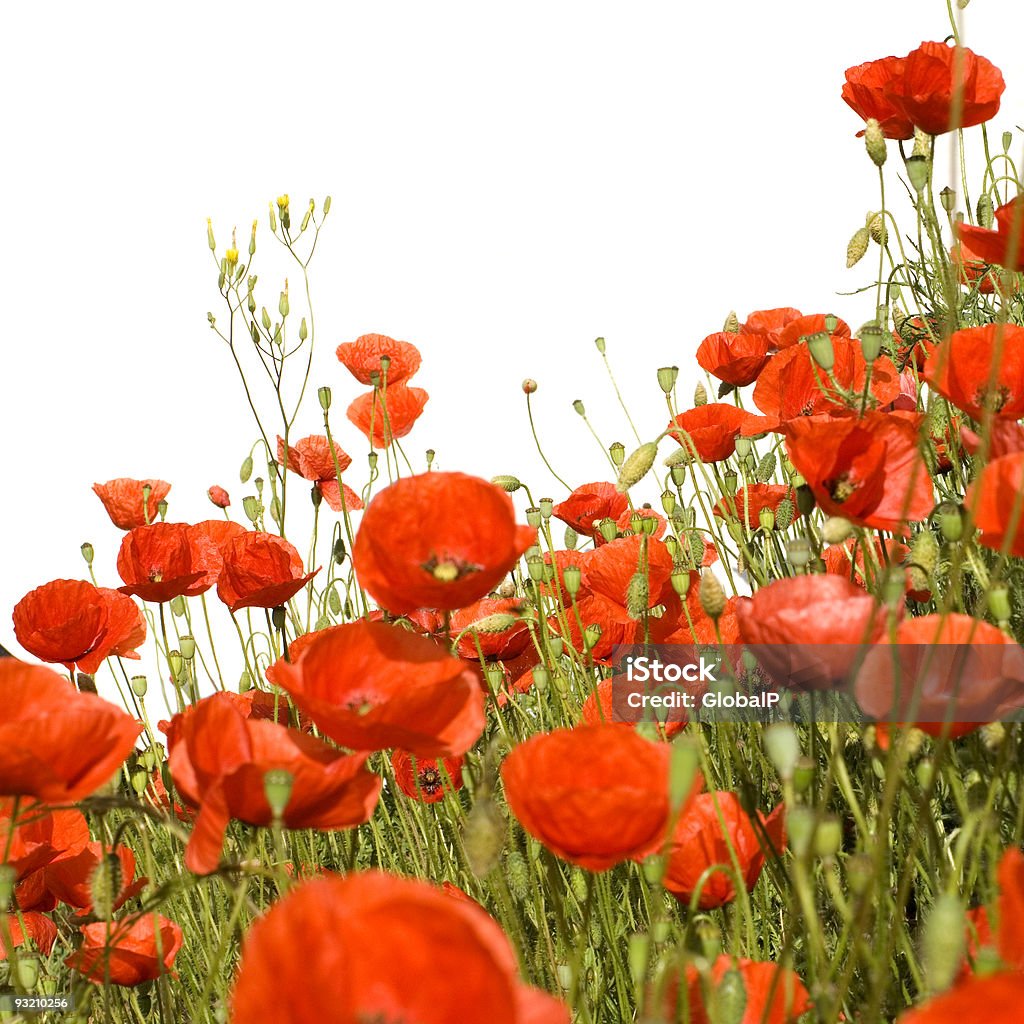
[
  {"xmin": 826, "ymin": 474, "xmax": 857, "ymax": 503},
  {"xmin": 418, "ymin": 767, "xmax": 443, "ymax": 795},
  {"xmin": 421, "ymin": 554, "xmax": 482, "ymax": 583}
]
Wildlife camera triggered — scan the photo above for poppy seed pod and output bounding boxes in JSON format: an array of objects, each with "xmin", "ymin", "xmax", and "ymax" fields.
[
  {"xmin": 263, "ymin": 769, "xmax": 294, "ymax": 820},
  {"xmin": 609, "ymin": 442, "xmax": 625, "ymax": 467},
  {"xmin": 81, "ymin": 542, "xmax": 94, "ymax": 565},
  {"xmin": 562, "ymin": 564, "xmax": 582, "ymax": 598},
  {"xmin": 657, "ymin": 366, "xmax": 679, "ymax": 393},
  {"xmin": 906, "ymin": 155, "xmax": 929, "ymax": 192}
]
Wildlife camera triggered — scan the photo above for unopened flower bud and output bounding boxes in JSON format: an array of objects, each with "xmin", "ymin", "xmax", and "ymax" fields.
[
  {"xmin": 264, "ymin": 768, "xmax": 294, "ymax": 820},
  {"xmin": 977, "ymin": 193, "xmax": 994, "ymax": 229},
  {"xmin": 699, "ymin": 571, "xmax": 726, "ymax": 621},
  {"xmin": 657, "ymin": 366, "xmax": 679, "ymax": 393},
  {"xmin": 522, "ymin": 378, "xmax": 538, "ymax": 394},
  {"xmin": 864, "ymin": 118, "xmax": 887, "ymax": 166},
  {"xmin": 240, "ymin": 455, "xmax": 254, "ymax": 483},
  {"xmin": 206, "ymin": 218, "xmax": 216, "ymax": 251},
  {"xmin": 796, "ymin": 484, "xmax": 816, "ymax": 516},
  {"xmin": 491, "ymin": 475, "xmax": 521, "ymax": 493},
  {"xmin": 90, "ymin": 853, "xmax": 123, "ymax": 921},
  {"xmin": 909, "ymin": 531, "xmax": 939, "ymax": 575},
  {"xmin": 617, "ymin": 441, "xmax": 659, "ymax": 493},
  {"xmin": 867, "ymin": 212, "xmax": 888, "ymax": 246},
  {"xmin": 939, "ymin": 511, "xmax": 963, "ymax": 542},
  {"xmin": 723, "ymin": 310, "xmax": 740, "ymax": 333},
  {"xmin": 846, "ymin": 226, "xmax": 870, "ymax": 268},
  {"xmin": 333, "ymin": 538, "xmax": 347, "ymax": 564},
  {"xmin": 821, "ymin": 517, "xmax": 854, "ymax": 545},
  {"xmin": 763, "ymin": 723, "xmax": 800, "ymax": 781},
  {"xmin": 239, "ymin": 670, "xmax": 253, "ymax": 692},
  {"xmin": 987, "ymin": 586, "xmax": 1011, "ymax": 623},
  {"xmin": 564, "ymin": 525, "xmax": 578, "ymax": 549},
  {"xmin": 694, "ymin": 382, "xmax": 708, "ymax": 407},
  {"xmin": 923, "ymin": 894, "xmax": 965, "ymax": 995},
  {"xmin": 775, "ymin": 497, "xmax": 795, "ymax": 530},
  {"xmin": 754, "ymin": 452, "xmax": 776, "ymax": 483},
  {"xmin": 814, "ymin": 816, "xmax": 843, "ymax": 858},
  {"xmin": 626, "ymin": 572, "xmax": 650, "ymax": 619},
  {"xmin": 463, "ymin": 798, "xmax": 506, "ymax": 878}
]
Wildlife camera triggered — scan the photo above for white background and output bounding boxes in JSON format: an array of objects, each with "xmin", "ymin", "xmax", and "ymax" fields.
[{"xmin": 2, "ymin": 1, "xmax": 1021, "ymax": 694}]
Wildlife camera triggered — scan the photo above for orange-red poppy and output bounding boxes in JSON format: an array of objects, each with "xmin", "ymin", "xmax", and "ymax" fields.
[
  {"xmin": 615, "ymin": 505, "xmax": 667, "ymax": 539},
  {"xmin": 217, "ymin": 532, "xmax": 318, "ymax": 612},
  {"xmin": 776, "ymin": 314, "xmax": 851, "ymax": 350},
  {"xmin": 2, "ymin": 801, "xmax": 90, "ymax": 888},
  {"xmin": 995, "ymin": 846, "xmax": 1024, "ymax": 970},
  {"xmin": 960, "ymin": 420, "xmax": 1024, "ymax": 460},
  {"xmin": 166, "ymin": 691, "xmax": 381, "ymax": 875},
  {"xmin": 651, "ymin": 792, "xmax": 786, "ymax": 909},
  {"xmin": 336, "ymin": 332, "xmax": 423, "ymax": 386},
  {"xmin": 41, "ymin": 842, "xmax": 145, "ymax": 916},
  {"xmin": 747, "ymin": 339, "xmax": 901, "ymax": 434},
  {"xmin": 924, "ymin": 324, "xmax": 1024, "ymax": 420},
  {"xmin": 451, "ymin": 597, "xmax": 532, "ymax": 660},
  {"xmin": 696, "ymin": 331, "xmax": 772, "ymax": 387},
  {"xmin": 230, "ymin": 871, "xmax": 570, "ymax": 1024},
  {"xmin": 0, "ymin": 911, "xmax": 57, "ymax": 960},
  {"xmin": 347, "ymin": 384, "xmax": 429, "ymax": 448},
  {"xmin": 353, "ymin": 472, "xmax": 535, "ymax": 614},
  {"xmin": 884, "ymin": 41, "xmax": 1004, "ymax": 136},
  {"xmin": 822, "ymin": 535, "xmax": 909, "ymax": 589},
  {"xmin": 855, "ymin": 614, "xmax": 1024, "ymax": 744},
  {"xmin": 268, "ymin": 620, "xmax": 485, "ymax": 757},
  {"xmin": 580, "ymin": 675, "xmax": 687, "ymax": 737},
  {"xmin": 668, "ymin": 404, "xmax": 760, "ymax": 462},
  {"xmin": 276, "ymin": 434, "xmax": 363, "ymax": 512},
  {"xmin": 951, "ymin": 240, "xmax": 998, "ymax": 294},
  {"xmin": 0, "ymin": 661, "xmax": 142, "ymax": 802},
  {"xmin": 965, "ymin": 452, "xmax": 1024, "ymax": 557},
  {"xmin": 93, "ymin": 478, "xmax": 171, "ymax": 530},
  {"xmin": 713, "ymin": 484, "xmax": 800, "ymax": 528},
  {"xmin": 741, "ymin": 308, "xmax": 802, "ymax": 349},
  {"xmin": 13, "ymin": 579, "xmax": 146, "ymax": 674},
  {"xmin": 842, "ymin": 55, "xmax": 915, "ymax": 138},
  {"xmin": 391, "ymin": 750, "xmax": 464, "ymax": 804},
  {"xmin": 657, "ymin": 956, "xmax": 811, "ymax": 1024},
  {"xmin": 783, "ymin": 410, "xmax": 933, "ymax": 531},
  {"xmin": 500, "ymin": 724, "xmax": 701, "ymax": 871},
  {"xmin": 552, "ymin": 482, "xmax": 629, "ymax": 542},
  {"xmin": 207, "ymin": 485, "xmax": 231, "ymax": 508},
  {"xmin": 957, "ymin": 196, "xmax": 1024, "ymax": 273},
  {"xmin": 117, "ymin": 523, "xmax": 222, "ymax": 603},
  {"xmin": 897, "ymin": 973, "xmax": 1024, "ymax": 1024},
  {"xmin": 66, "ymin": 914, "xmax": 183, "ymax": 986}
]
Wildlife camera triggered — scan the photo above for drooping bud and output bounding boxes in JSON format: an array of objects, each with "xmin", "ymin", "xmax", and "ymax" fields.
[
  {"xmin": 864, "ymin": 118, "xmax": 887, "ymax": 166},
  {"xmin": 564, "ymin": 525, "xmax": 578, "ymax": 549},
  {"xmin": 867, "ymin": 211, "xmax": 888, "ymax": 246},
  {"xmin": 711, "ymin": 967, "xmax": 748, "ymax": 1024},
  {"xmin": 699, "ymin": 571, "xmax": 727, "ymax": 621},
  {"xmin": 846, "ymin": 227, "xmax": 871, "ymax": 268},
  {"xmin": 764, "ymin": 723, "xmax": 801, "ymax": 781},
  {"xmin": 464, "ymin": 798, "xmax": 506, "ymax": 878},
  {"xmin": 796, "ymin": 484, "xmax": 816, "ymax": 517},
  {"xmin": 976, "ymin": 193, "xmax": 994, "ymax": 229},
  {"xmin": 616, "ymin": 441, "xmax": 659, "ymax": 493},
  {"xmin": 909, "ymin": 531, "xmax": 939, "ymax": 575},
  {"xmin": 333, "ymin": 538, "xmax": 347, "ymax": 564},
  {"xmin": 694, "ymin": 382, "xmax": 708, "ymax": 407},
  {"xmin": 240, "ymin": 455, "xmax": 254, "ymax": 483},
  {"xmin": 491, "ymin": 475, "xmax": 521, "ymax": 493},
  {"xmin": 923, "ymin": 894, "xmax": 965, "ymax": 995},
  {"xmin": 594, "ymin": 337, "xmax": 606, "ymax": 354}
]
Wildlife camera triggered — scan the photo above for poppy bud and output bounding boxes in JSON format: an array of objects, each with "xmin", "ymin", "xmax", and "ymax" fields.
[
  {"xmin": 242, "ymin": 496, "xmax": 261, "ymax": 524},
  {"xmin": 532, "ymin": 666, "xmax": 551, "ymax": 693},
  {"xmin": 694, "ymin": 382, "xmax": 708, "ymax": 407},
  {"xmin": 749, "ymin": 453, "xmax": 774, "ymax": 483},
  {"xmin": 78, "ymin": 673, "xmax": 97, "ymax": 694},
  {"xmin": 333, "ymin": 538, "xmax": 347, "ymax": 564},
  {"xmin": 796, "ymin": 485, "xmax": 815, "ymax": 516},
  {"xmin": 793, "ymin": 756, "xmax": 815, "ymax": 794},
  {"xmin": 712, "ymin": 967, "xmax": 748, "ymax": 1024},
  {"xmin": 609, "ymin": 442, "xmax": 625, "ymax": 467},
  {"xmin": 598, "ymin": 518, "xmax": 619, "ymax": 544},
  {"xmin": 657, "ymin": 366, "xmax": 679, "ymax": 393},
  {"xmin": 594, "ymin": 337, "xmax": 606, "ymax": 354},
  {"xmin": 81, "ymin": 541, "xmax": 94, "ymax": 565},
  {"xmin": 491, "ymin": 475, "xmax": 521, "ymax": 493},
  {"xmin": 758, "ymin": 507, "xmax": 775, "ymax": 532},
  {"xmin": 310, "ymin": 485, "xmax": 323, "ymax": 509},
  {"xmin": 170, "ymin": 596, "xmax": 186, "ymax": 617},
  {"xmin": 881, "ymin": 568, "xmax": 905, "ymax": 608},
  {"xmin": 845, "ymin": 225, "xmax": 871, "ymax": 269},
  {"xmin": 668, "ymin": 739, "xmax": 700, "ymax": 811},
  {"xmin": 939, "ymin": 186, "xmax": 956, "ymax": 213},
  {"xmin": 627, "ymin": 933, "xmax": 649, "ymax": 985},
  {"xmin": 806, "ymin": 333, "xmax": 834, "ymax": 374},
  {"xmin": 583, "ymin": 623, "xmax": 602, "ymax": 651},
  {"xmin": 90, "ymin": 853, "xmax": 123, "ymax": 921},
  {"xmin": 179, "ymin": 635, "xmax": 196, "ymax": 660},
  {"xmin": 264, "ymin": 768, "xmax": 294, "ymax": 820},
  {"xmin": 561, "ymin": 564, "xmax": 582, "ymax": 598},
  {"xmin": 909, "ymin": 531, "xmax": 939, "ymax": 575},
  {"xmin": 317, "ymin": 386, "xmax": 331, "ymax": 411},
  {"xmin": 906, "ymin": 155, "xmax": 929, "ymax": 192},
  {"xmin": 239, "ymin": 670, "xmax": 252, "ymax": 692},
  {"xmin": 864, "ymin": 117, "xmax": 887, "ymax": 167},
  {"xmin": 977, "ymin": 192, "xmax": 994, "ymax": 228},
  {"xmin": 463, "ymin": 797, "xmax": 505, "ymax": 877},
  {"xmin": 821, "ymin": 517, "xmax": 854, "ymax": 545},
  {"xmin": 723, "ymin": 310, "xmax": 740, "ymax": 333},
  {"xmin": 687, "ymin": 531, "xmax": 705, "ymax": 566},
  {"xmin": 939, "ymin": 510, "xmax": 964, "ymax": 542},
  {"xmin": 923, "ymin": 893, "xmax": 965, "ymax": 995},
  {"xmin": 787, "ymin": 538, "xmax": 811, "ymax": 568},
  {"xmin": 207, "ymin": 217, "xmax": 216, "ymax": 251},
  {"xmin": 814, "ymin": 816, "xmax": 843, "ymax": 859},
  {"xmin": 14, "ymin": 957, "xmax": 39, "ymax": 991},
  {"xmin": 980, "ymin": 721, "xmax": 1006, "ymax": 751},
  {"xmin": 786, "ymin": 806, "xmax": 815, "ymax": 859},
  {"xmin": 775, "ymin": 498, "xmax": 795, "ymax": 531},
  {"xmin": 572, "ymin": 399, "xmax": 585, "ymax": 416},
  {"xmin": 699, "ymin": 571, "xmax": 726, "ymax": 621},
  {"xmin": 562, "ymin": 524, "xmax": 578, "ymax": 550},
  {"xmin": 626, "ymin": 572, "xmax": 649, "ymax": 620},
  {"xmin": 522, "ymin": 378, "xmax": 538, "ymax": 394},
  {"xmin": 131, "ymin": 675, "xmax": 147, "ymax": 697},
  {"xmin": 987, "ymin": 585, "xmax": 1011, "ymax": 623},
  {"xmin": 867, "ymin": 212, "xmax": 887, "ymax": 247},
  {"xmin": 240, "ymin": 455, "xmax": 254, "ymax": 483},
  {"xmin": 617, "ymin": 441, "xmax": 659, "ymax": 493}
]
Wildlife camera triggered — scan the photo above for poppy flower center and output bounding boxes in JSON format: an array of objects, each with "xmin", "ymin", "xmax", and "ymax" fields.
[
  {"xmin": 826, "ymin": 474, "xmax": 858, "ymax": 503},
  {"xmin": 421, "ymin": 554, "xmax": 481, "ymax": 583},
  {"xmin": 418, "ymin": 766, "xmax": 443, "ymax": 795},
  {"xmin": 344, "ymin": 692, "xmax": 377, "ymax": 716},
  {"xmin": 974, "ymin": 384, "xmax": 1012, "ymax": 413}
]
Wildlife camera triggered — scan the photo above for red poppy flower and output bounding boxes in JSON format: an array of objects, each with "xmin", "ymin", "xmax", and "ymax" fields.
[
  {"xmin": 855, "ymin": 615, "xmax": 1024, "ymax": 743},
  {"xmin": 230, "ymin": 871, "xmax": 570, "ymax": 1024},
  {"xmin": 66, "ymin": 914, "xmax": 183, "ymax": 986},
  {"xmin": 188, "ymin": 518, "xmax": 248, "ymax": 556},
  {"xmin": 783, "ymin": 410, "xmax": 933, "ymax": 531},
  {"xmin": 776, "ymin": 313, "xmax": 852, "ymax": 350},
  {"xmin": 276, "ymin": 434, "xmax": 362, "ymax": 512},
  {"xmin": 2, "ymin": 802, "xmax": 90, "ymax": 887},
  {"xmin": 747, "ymin": 339, "xmax": 901, "ymax": 434},
  {"xmin": 0, "ymin": 661, "xmax": 142, "ymax": 802},
  {"xmin": 658, "ymin": 570, "xmax": 741, "ymax": 647},
  {"xmin": 552, "ymin": 482, "xmax": 629, "ymax": 542},
  {"xmin": 117, "ymin": 523, "xmax": 222, "ymax": 603},
  {"xmin": 884, "ymin": 41, "xmax": 1004, "ymax": 136},
  {"xmin": 207, "ymin": 485, "xmax": 231, "ymax": 508},
  {"xmin": 736, "ymin": 575, "xmax": 891, "ymax": 691},
  {"xmin": 166, "ymin": 691, "xmax": 381, "ymax": 875},
  {"xmin": 652, "ymin": 793, "xmax": 786, "ymax": 909},
  {"xmin": 657, "ymin": 956, "xmax": 811, "ymax": 1024},
  {"xmin": 696, "ymin": 331, "xmax": 772, "ymax": 387},
  {"xmin": 580, "ymin": 675, "xmax": 687, "ymax": 737},
  {"xmin": 822, "ymin": 536, "xmax": 909, "ymax": 589},
  {"xmin": 996, "ymin": 846, "xmax": 1024, "ymax": 970},
  {"xmin": 336, "ymin": 332, "xmax": 423, "ymax": 386},
  {"xmin": 13, "ymin": 579, "xmax": 146, "ymax": 674},
  {"xmin": 714, "ymin": 485, "xmax": 800, "ymax": 529},
  {"xmin": 842, "ymin": 55, "xmax": 915, "ymax": 138},
  {"xmin": 93, "ymin": 478, "xmax": 171, "ymax": 530},
  {"xmin": 347, "ymin": 384, "xmax": 429, "ymax": 448},
  {"xmin": 501, "ymin": 724, "xmax": 701, "ymax": 871},
  {"xmin": 961, "ymin": 420, "xmax": 1024, "ymax": 460},
  {"xmin": 741, "ymin": 308, "xmax": 802, "ymax": 349},
  {"xmin": 391, "ymin": 750, "xmax": 464, "ymax": 804},
  {"xmin": 217, "ymin": 532, "xmax": 318, "ymax": 613},
  {"xmin": 924, "ymin": 324, "xmax": 1024, "ymax": 420},
  {"xmin": 951, "ymin": 240, "xmax": 998, "ymax": 294},
  {"xmin": 353, "ymin": 472, "xmax": 535, "ymax": 614},
  {"xmin": 43, "ymin": 842, "xmax": 146, "ymax": 916},
  {"xmin": 669, "ymin": 404, "xmax": 760, "ymax": 462},
  {"xmin": 1, "ymin": 911, "xmax": 57, "ymax": 961},
  {"xmin": 966, "ymin": 453, "xmax": 1024, "ymax": 557},
  {"xmin": 615, "ymin": 505, "xmax": 667, "ymax": 539},
  {"xmin": 957, "ymin": 196, "xmax": 1024, "ymax": 273},
  {"xmin": 268, "ymin": 620, "xmax": 486, "ymax": 757},
  {"xmin": 898, "ymin": 973, "xmax": 1024, "ymax": 1024},
  {"xmin": 451, "ymin": 598, "xmax": 531, "ymax": 660}
]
